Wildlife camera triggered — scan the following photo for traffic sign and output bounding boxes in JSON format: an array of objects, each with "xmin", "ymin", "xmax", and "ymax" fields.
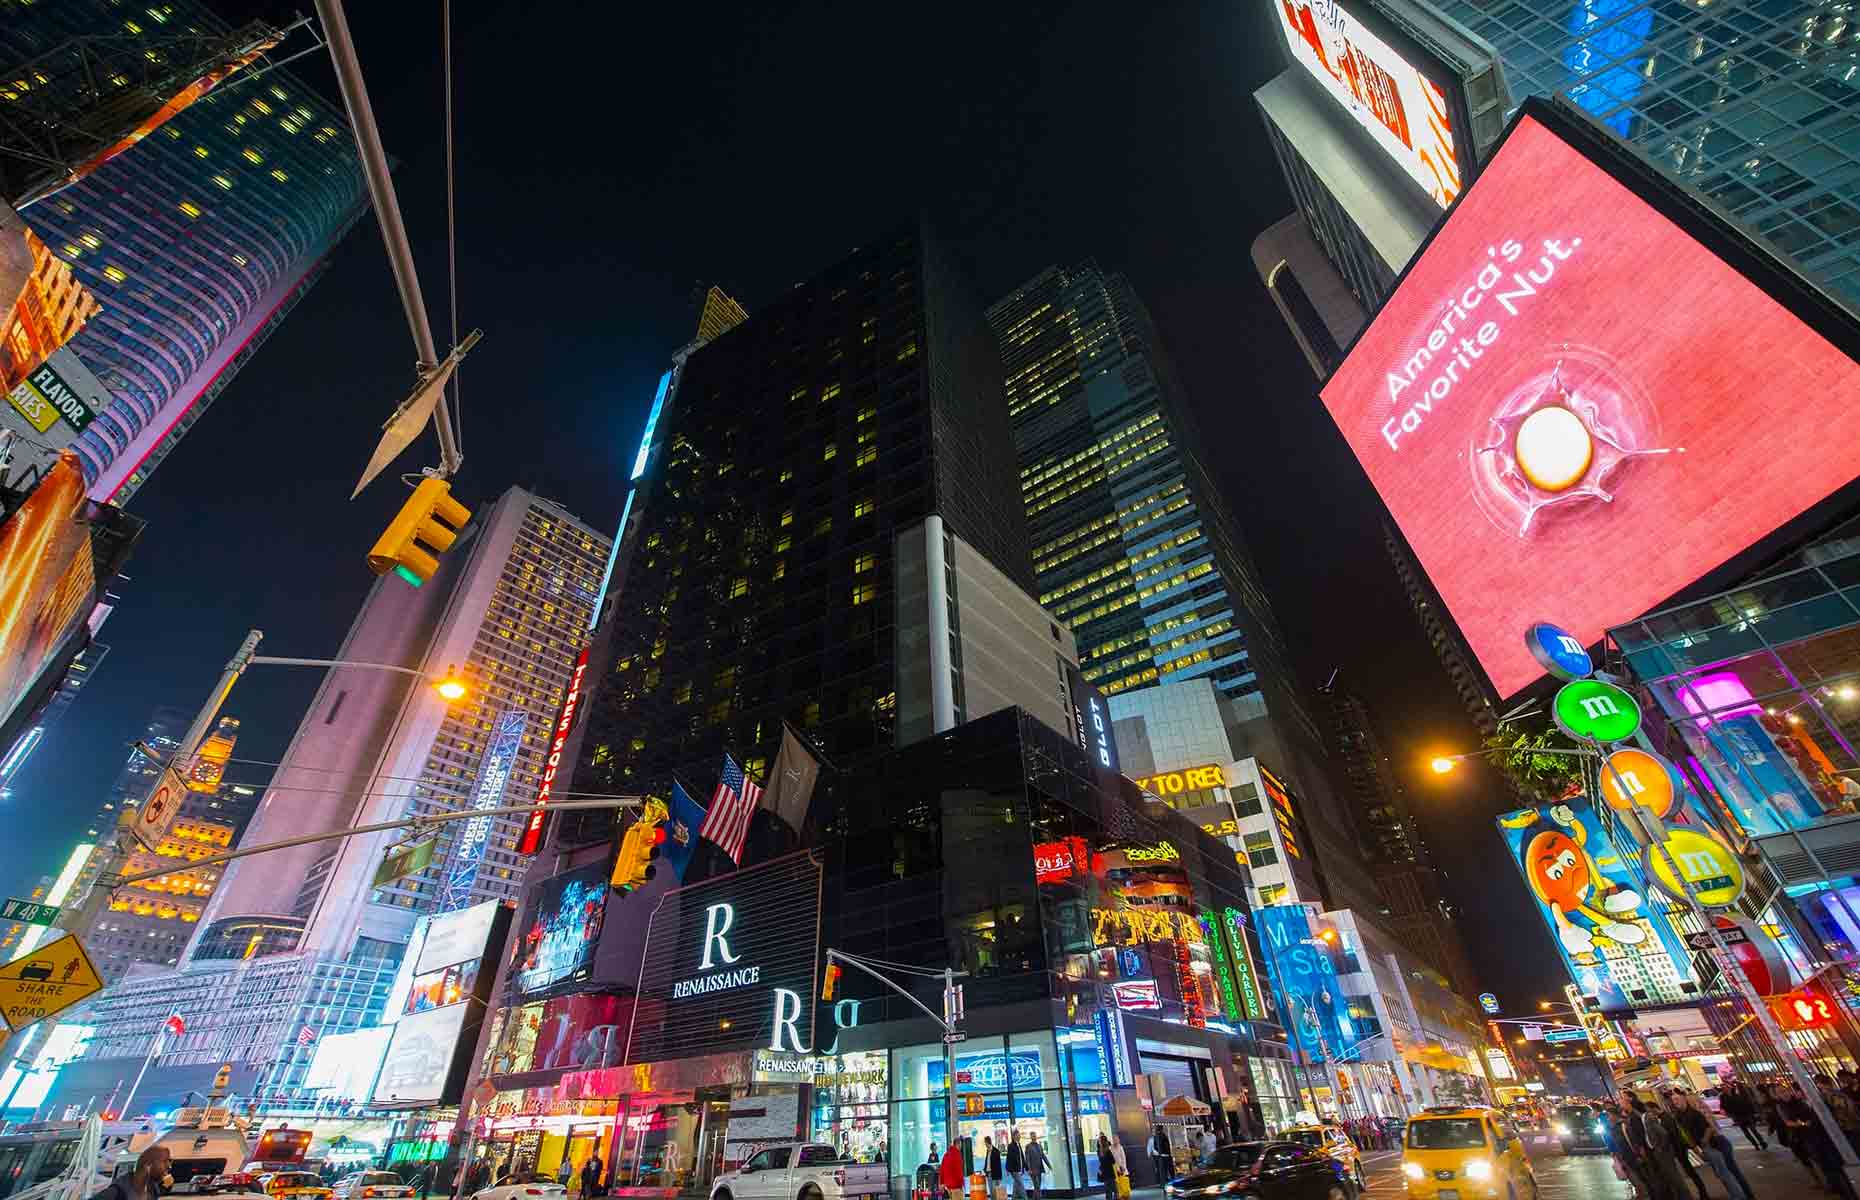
[
  {"xmin": 1544, "ymin": 1028, "xmax": 1589, "ymax": 1044},
  {"xmin": 373, "ymin": 836, "xmax": 437, "ymax": 889},
  {"xmin": 1599, "ymin": 748, "xmax": 1679, "ymax": 819},
  {"xmin": 1526, "ymin": 623, "xmax": 1593, "ymax": 681},
  {"xmin": 1552, "ymin": 679, "xmax": 1642, "ymax": 743},
  {"xmin": 1683, "ymin": 927, "xmax": 1748, "ymax": 951},
  {"xmin": 0, "ymin": 899, "xmax": 60, "ymax": 927},
  {"xmin": 1645, "ymin": 827, "xmax": 1746, "ymax": 909},
  {"xmin": 129, "ymin": 762, "xmax": 192, "ymax": 851},
  {"xmin": 0, "ymin": 934, "xmax": 102, "ymax": 1030}
]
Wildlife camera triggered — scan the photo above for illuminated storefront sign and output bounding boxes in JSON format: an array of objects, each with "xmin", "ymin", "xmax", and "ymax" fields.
[
  {"xmin": 1260, "ymin": 767, "xmax": 1304, "ymax": 861},
  {"xmin": 1095, "ymin": 1009, "xmax": 1133, "ymax": 1088},
  {"xmin": 1223, "ymin": 909, "xmax": 1268, "ymax": 1021},
  {"xmin": 442, "ymin": 710, "xmax": 528, "ymax": 909},
  {"xmin": 517, "ymin": 646, "xmax": 591, "ymax": 854},
  {"xmin": 1112, "ymin": 980, "xmax": 1161, "ymax": 1011},
  {"xmin": 1033, "ymin": 836, "xmax": 1091, "ymax": 884},
  {"xmin": 1318, "ymin": 107, "xmax": 1860, "ymax": 700},
  {"xmin": 1131, "ymin": 764, "xmax": 1227, "ymax": 796},
  {"xmin": 1124, "ymin": 841, "xmax": 1180, "ymax": 864},
  {"xmin": 1091, "ymin": 907, "xmax": 1205, "ymax": 946},
  {"xmin": 1200, "ymin": 912, "xmax": 1244, "ymax": 1022}
]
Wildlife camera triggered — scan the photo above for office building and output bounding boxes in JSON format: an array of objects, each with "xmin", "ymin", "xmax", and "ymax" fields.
[
  {"xmin": 195, "ymin": 487, "xmax": 609, "ymax": 964},
  {"xmin": 573, "ymin": 222, "xmax": 1074, "ymax": 812},
  {"xmin": 2, "ymin": 0, "xmax": 369, "ymax": 502}
]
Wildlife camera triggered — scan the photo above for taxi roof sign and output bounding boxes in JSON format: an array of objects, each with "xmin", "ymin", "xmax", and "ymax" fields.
[{"xmin": 0, "ymin": 933, "xmax": 102, "ymax": 1030}]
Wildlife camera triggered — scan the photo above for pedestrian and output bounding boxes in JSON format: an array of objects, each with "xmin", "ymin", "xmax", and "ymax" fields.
[
  {"xmin": 984, "ymin": 1135, "xmax": 1004, "ymax": 1200},
  {"xmin": 1654, "ymin": 1092, "xmax": 1713, "ymax": 1200},
  {"xmin": 1600, "ymin": 1102, "xmax": 1653, "ymax": 1200},
  {"xmin": 1024, "ymin": 1136, "xmax": 1046, "ymax": 1200},
  {"xmin": 1198, "ymin": 1125, "xmax": 1217, "ymax": 1163},
  {"xmin": 1628, "ymin": 1095, "xmax": 1689, "ymax": 1200},
  {"xmin": 580, "ymin": 1154, "xmax": 601, "ymax": 1200},
  {"xmin": 1674, "ymin": 1092, "xmax": 1750, "ymax": 1200},
  {"xmin": 1782, "ymin": 1083, "xmax": 1859, "ymax": 1200},
  {"xmin": 1096, "ymin": 1135, "xmax": 1118, "ymax": 1200},
  {"xmin": 1719, "ymin": 1083, "xmax": 1768, "ymax": 1151},
  {"xmin": 1146, "ymin": 1126, "xmax": 1172, "ymax": 1186},
  {"xmin": 1006, "ymin": 1130, "xmax": 1026, "ymax": 1200},
  {"xmin": 89, "ymin": 1145, "xmax": 172, "ymax": 1200},
  {"xmin": 1820, "ymin": 1072, "xmax": 1860, "ymax": 1151},
  {"xmin": 938, "ymin": 1141, "xmax": 965, "ymax": 1200}
]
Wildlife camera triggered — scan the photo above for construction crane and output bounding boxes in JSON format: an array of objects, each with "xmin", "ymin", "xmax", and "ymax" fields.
[{"xmin": 0, "ymin": 15, "xmax": 317, "ymax": 210}]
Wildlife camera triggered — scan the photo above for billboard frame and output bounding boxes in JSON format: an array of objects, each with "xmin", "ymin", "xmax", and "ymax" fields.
[{"xmin": 1334, "ymin": 95, "xmax": 1860, "ymax": 707}]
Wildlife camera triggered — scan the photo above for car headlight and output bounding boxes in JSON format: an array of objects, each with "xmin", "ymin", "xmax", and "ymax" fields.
[
  {"xmin": 1402, "ymin": 1163, "xmax": 1424, "ymax": 1180},
  {"xmin": 1552, "ymin": 1124, "xmax": 1568, "ymax": 1135},
  {"xmin": 1596, "ymin": 1121, "xmax": 1607, "ymax": 1133},
  {"xmin": 1464, "ymin": 1160, "xmax": 1493, "ymax": 1181}
]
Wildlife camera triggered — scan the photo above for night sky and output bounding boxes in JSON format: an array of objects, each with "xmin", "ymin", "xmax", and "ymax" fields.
[{"xmin": 3, "ymin": 0, "xmax": 1563, "ymax": 1005}]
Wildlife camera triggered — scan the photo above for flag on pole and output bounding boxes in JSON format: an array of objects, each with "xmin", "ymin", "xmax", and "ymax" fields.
[
  {"xmin": 763, "ymin": 724, "xmax": 822, "ymax": 832},
  {"xmin": 662, "ymin": 781, "xmax": 708, "ymax": 881},
  {"xmin": 699, "ymin": 753, "xmax": 760, "ymax": 864},
  {"xmin": 297, "ymin": 1026, "xmax": 317, "ymax": 1046},
  {"xmin": 164, "ymin": 1013, "xmax": 185, "ymax": 1036}
]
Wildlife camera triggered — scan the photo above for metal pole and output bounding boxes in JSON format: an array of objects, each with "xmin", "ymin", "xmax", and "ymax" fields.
[
  {"xmin": 119, "ymin": 1029, "xmax": 163, "ymax": 1120},
  {"xmin": 943, "ymin": 968, "xmax": 958, "ymax": 1157},
  {"xmin": 310, "ymin": 0, "xmax": 461, "ymax": 475},
  {"xmin": 1599, "ymin": 742, "xmax": 1858, "ymax": 1165},
  {"xmin": 176, "ymin": 630, "xmax": 263, "ymax": 773}
]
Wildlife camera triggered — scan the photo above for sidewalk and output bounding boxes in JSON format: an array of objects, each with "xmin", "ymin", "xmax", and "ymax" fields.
[{"xmin": 1724, "ymin": 1140, "xmax": 1860, "ymax": 1196}]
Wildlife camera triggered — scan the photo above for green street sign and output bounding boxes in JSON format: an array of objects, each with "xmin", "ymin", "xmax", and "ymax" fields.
[
  {"xmin": 1552, "ymin": 679, "xmax": 1642, "ymax": 743},
  {"xmin": 0, "ymin": 899, "xmax": 61, "ymax": 926},
  {"xmin": 372, "ymin": 837, "xmax": 437, "ymax": 889}
]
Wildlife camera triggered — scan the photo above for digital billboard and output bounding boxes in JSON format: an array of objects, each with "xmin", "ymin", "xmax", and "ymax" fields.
[
  {"xmin": 1274, "ymin": 0, "xmax": 1460, "ymax": 206},
  {"xmin": 1256, "ymin": 906, "xmax": 1360, "ymax": 1063},
  {"xmin": 440, "ymin": 709, "xmax": 527, "ymax": 909},
  {"xmin": 515, "ymin": 862, "xmax": 608, "ymax": 996},
  {"xmin": 371, "ymin": 900, "xmax": 508, "ymax": 1108},
  {"xmin": 0, "ymin": 453, "xmax": 96, "ymax": 738},
  {"xmin": 1319, "ymin": 106, "xmax": 1860, "ymax": 699},
  {"xmin": 372, "ymin": 1005, "xmax": 468, "ymax": 1107},
  {"xmin": 1496, "ymin": 794, "xmax": 1698, "ymax": 1013}
]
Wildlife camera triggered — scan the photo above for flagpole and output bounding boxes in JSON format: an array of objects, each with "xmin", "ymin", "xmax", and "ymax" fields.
[{"xmin": 120, "ymin": 1026, "xmax": 166, "ymax": 1119}]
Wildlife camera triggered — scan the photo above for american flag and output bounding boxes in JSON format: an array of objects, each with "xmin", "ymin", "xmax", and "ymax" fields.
[
  {"xmin": 698, "ymin": 753, "xmax": 761, "ymax": 864},
  {"xmin": 297, "ymin": 1026, "xmax": 317, "ymax": 1046}
]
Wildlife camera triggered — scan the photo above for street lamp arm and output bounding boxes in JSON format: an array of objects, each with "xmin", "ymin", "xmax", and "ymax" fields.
[
  {"xmin": 248, "ymin": 655, "xmax": 442, "ymax": 679},
  {"xmin": 103, "ymin": 795, "xmax": 644, "ymax": 889},
  {"xmin": 824, "ymin": 949, "xmax": 962, "ymax": 1031}
]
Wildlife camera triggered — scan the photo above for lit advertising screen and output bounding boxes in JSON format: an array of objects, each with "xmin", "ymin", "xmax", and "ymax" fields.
[
  {"xmin": 372, "ymin": 1006, "xmax": 467, "ymax": 1107},
  {"xmin": 1274, "ymin": 0, "xmax": 1460, "ymax": 206},
  {"xmin": 1256, "ymin": 906, "xmax": 1361, "ymax": 1063},
  {"xmin": 1497, "ymin": 794, "xmax": 1697, "ymax": 1013},
  {"xmin": 0, "ymin": 452, "xmax": 95, "ymax": 736},
  {"xmin": 515, "ymin": 862, "xmax": 608, "ymax": 996},
  {"xmin": 370, "ymin": 900, "xmax": 508, "ymax": 1108},
  {"xmin": 1320, "ymin": 107, "xmax": 1860, "ymax": 699}
]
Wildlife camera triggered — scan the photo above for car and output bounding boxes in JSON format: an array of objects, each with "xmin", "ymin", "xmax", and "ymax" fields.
[
  {"xmin": 1163, "ymin": 1141, "xmax": 1355, "ymax": 1200},
  {"xmin": 471, "ymin": 1177, "xmax": 568, "ymax": 1200},
  {"xmin": 1551, "ymin": 1104, "xmax": 1607, "ymax": 1154},
  {"xmin": 1280, "ymin": 1125, "xmax": 1365, "ymax": 1190},
  {"xmin": 257, "ymin": 1172, "xmax": 334, "ymax": 1200},
  {"xmin": 18, "ymin": 960, "xmax": 53, "ymax": 981},
  {"xmin": 332, "ymin": 1173, "xmax": 416, "ymax": 1200},
  {"xmin": 1401, "ymin": 1106, "xmax": 1537, "ymax": 1200},
  {"xmin": 708, "ymin": 1143, "xmax": 887, "ymax": 1200}
]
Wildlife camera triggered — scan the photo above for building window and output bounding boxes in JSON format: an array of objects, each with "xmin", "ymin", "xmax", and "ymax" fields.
[
  {"xmin": 852, "ymin": 584, "xmax": 877, "ymax": 606},
  {"xmin": 823, "ymin": 442, "xmax": 837, "ymax": 461},
  {"xmin": 855, "ymin": 445, "xmax": 877, "ymax": 467},
  {"xmin": 772, "ymin": 561, "xmax": 786, "ymax": 580},
  {"xmin": 177, "ymin": 201, "xmax": 202, "ymax": 218},
  {"xmin": 814, "ymin": 516, "xmax": 832, "ymax": 537},
  {"xmin": 1244, "ymin": 832, "xmax": 1278, "ymax": 868},
  {"xmin": 852, "ymin": 498, "xmax": 874, "ymax": 519},
  {"xmin": 730, "ymin": 577, "xmax": 749, "ymax": 598},
  {"xmin": 853, "ymin": 553, "xmax": 876, "ymax": 574},
  {"xmin": 780, "ymin": 510, "xmax": 794, "ymax": 527}
]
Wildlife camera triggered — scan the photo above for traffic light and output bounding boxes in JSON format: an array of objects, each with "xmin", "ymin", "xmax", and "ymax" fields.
[
  {"xmin": 611, "ymin": 810, "xmax": 666, "ymax": 892},
  {"xmin": 821, "ymin": 963, "xmax": 842, "ymax": 1002},
  {"xmin": 367, "ymin": 478, "xmax": 471, "ymax": 587}
]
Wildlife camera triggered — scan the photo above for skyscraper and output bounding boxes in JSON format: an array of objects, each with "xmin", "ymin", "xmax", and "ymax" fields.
[
  {"xmin": 195, "ymin": 488, "xmax": 610, "ymax": 961},
  {"xmin": 573, "ymin": 222, "xmax": 1074, "ymax": 811},
  {"xmin": 1, "ymin": 0, "xmax": 368, "ymax": 502}
]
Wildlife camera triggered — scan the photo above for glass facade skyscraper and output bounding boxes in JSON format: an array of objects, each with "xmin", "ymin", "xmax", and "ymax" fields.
[
  {"xmin": 2, "ymin": 0, "xmax": 368, "ymax": 501},
  {"xmin": 1434, "ymin": 0, "xmax": 1860, "ymax": 308}
]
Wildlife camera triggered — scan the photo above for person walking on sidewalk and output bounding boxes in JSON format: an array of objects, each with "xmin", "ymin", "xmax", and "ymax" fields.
[
  {"xmin": 1096, "ymin": 1136, "xmax": 1118, "ymax": 1200},
  {"xmin": 1782, "ymin": 1083, "xmax": 1859, "ymax": 1200},
  {"xmin": 1147, "ymin": 1127, "xmax": 1172, "ymax": 1187},
  {"xmin": 1674, "ymin": 1091, "xmax": 1751, "ymax": 1200},
  {"xmin": 1720, "ymin": 1083, "xmax": 1768, "ymax": 1151},
  {"xmin": 1628, "ymin": 1095, "xmax": 1689, "ymax": 1200},
  {"xmin": 1024, "ymin": 1136, "xmax": 1047, "ymax": 1200},
  {"xmin": 1006, "ymin": 1131, "xmax": 1026, "ymax": 1200}
]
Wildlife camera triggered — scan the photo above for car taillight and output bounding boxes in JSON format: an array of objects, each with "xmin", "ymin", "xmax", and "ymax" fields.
[
  {"xmin": 524, "ymin": 1190, "xmax": 544, "ymax": 1196},
  {"xmin": 835, "ymin": 1171, "xmax": 846, "ymax": 1188},
  {"xmin": 363, "ymin": 1191, "xmax": 375, "ymax": 1197}
]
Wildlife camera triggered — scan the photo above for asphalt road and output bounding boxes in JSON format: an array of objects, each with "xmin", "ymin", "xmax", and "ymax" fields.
[{"xmin": 1356, "ymin": 1148, "xmax": 1630, "ymax": 1198}]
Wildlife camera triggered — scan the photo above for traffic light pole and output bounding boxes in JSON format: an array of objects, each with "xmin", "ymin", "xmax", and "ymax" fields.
[{"xmin": 822, "ymin": 950, "xmax": 966, "ymax": 1153}]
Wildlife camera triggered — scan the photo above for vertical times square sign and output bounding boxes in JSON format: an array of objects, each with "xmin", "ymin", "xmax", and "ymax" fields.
[{"xmin": 441, "ymin": 710, "xmax": 528, "ymax": 910}]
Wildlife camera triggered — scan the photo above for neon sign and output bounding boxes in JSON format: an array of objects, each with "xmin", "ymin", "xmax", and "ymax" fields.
[
  {"xmin": 1131, "ymin": 764, "xmax": 1227, "ymax": 796},
  {"xmin": 1090, "ymin": 907, "xmax": 1205, "ymax": 946},
  {"xmin": 517, "ymin": 647, "xmax": 591, "ymax": 855}
]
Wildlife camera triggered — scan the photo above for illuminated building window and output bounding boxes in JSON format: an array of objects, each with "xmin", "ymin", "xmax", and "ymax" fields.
[
  {"xmin": 823, "ymin": 442, "xmax": 837, "ymax": 461},
  {"xmin": 729, "ymin": 577, "xmax": 748, "ymax": 598},
  {"xmin": 231, "ymin": 253, "xmax": 248, "ymax": 267},
  {"xmin": 779, "ymin": 468, "xmax": 794, "ymax": 483},
  {"xmin": 853, "ymin": 553, "xmax": 876, "ymax": 574},
  {"xmin": 102, "ymin": 264, "xmax": 127, "ymax": 283},
  {"xmin": 177, "ymin": 201, "xmax": 201, "ymax": 218},
  {"xmin": 852, "ymin": 584, "xmax": 877, "ymax": 606},
  {"xmin": 211, "ymin": 174, "xmax": 233, "ymax": 190},
  {"xmin": 857, "ymin": 406, "xmax": 876, "ymax": 422},
  {"xmin": 852, "ymin": 498, "xmax": 874, "ymax": 519},
  {"xmin": 242, "ymin": 147, "xmax": 263, "ymax": 163},
  {"xmin": 774, "ymin": 535, "xmax": 792, "ymax": 553},
  {"xmin": 714, "ymin": 667, "xmax": 735, "ymax": 689},
  {"xmin": 780, "ymin": 510, "xmax": 793, "ymax": 527},
  {"xmin": 709, "ymin": 700, "xmax": 732, "ymax": 723},
  {"xmin": 821, "ymin": 382, "xmax": 841, "ymax": 402},
  {"xmin": 856, "ymin": 445, "xmax": 877, "ymax": 467},
  {"xmin": 803, "ymin": 701, "xmax": 821, "ymax": 727},
  {"xmin": 79, "ymin": 233, "xmax": 102, "ymax": 249},
  {"xmin": 270, "ymin": 169, "xmax": 289, "ymax": 183},
  {"xmin": 772, "ymin": 560, "xmax": 786, "ymax": 580},
  {"xmin": 896, "ymin": 341, "xmax": 918, "ymax": 361},
  {"xmin": 252, "ymin": 99, "xmax": 273, "ymax": 115},
  {"xmin": 193, "ymin": 145, "xmax": 209, "ymax": 158}
]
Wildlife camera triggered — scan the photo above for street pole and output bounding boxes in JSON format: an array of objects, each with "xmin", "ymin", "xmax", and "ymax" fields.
[
  {"xmin": 119, "ymin": 1028, "xmax": 164, "ymax": 1120},
  {"xmin": 175, "ymin": 630, "xmax": 263, "ymax": 775},
  {"xmin": 943, "ymin": 968, "xmax": 959, "ymax": 1155},
  {"xmin": 1595, "ymin": 740, "xmax": 1858, "ymax": 1166}
]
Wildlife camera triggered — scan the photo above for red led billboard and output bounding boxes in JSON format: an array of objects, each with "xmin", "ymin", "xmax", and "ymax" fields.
[{"xmin": 1321, "ymin": 109, "xmax": 1860, "ymax": 699}]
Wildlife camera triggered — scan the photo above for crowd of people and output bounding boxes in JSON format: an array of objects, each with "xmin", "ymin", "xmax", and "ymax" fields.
[{"xmin": 1601, "ymin": 1074, "xmax": 1860, "ymax": 1200}]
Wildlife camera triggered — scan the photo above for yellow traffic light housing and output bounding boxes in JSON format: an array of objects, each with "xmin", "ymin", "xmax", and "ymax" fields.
[
  {"xmin": 821, "ymin": 963, "xmax": 842, "ymax": 1002},
  {"xmin": 367, "ymin": 478, "xmax": 471, "ymax": 587},
  {"xmin": 611, "ymin": 804, "xmax": 666, "ymax": 893}
]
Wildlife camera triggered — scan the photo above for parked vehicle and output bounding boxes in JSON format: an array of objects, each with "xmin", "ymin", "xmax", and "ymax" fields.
[
  {"xmin": 708, "ymin": 1143, "xmax": 888, "ymax": 1200},
  {"xmin": 1163, "ymin": 1141, "xmax": 1355, "ymax": 1200},
  {"xmin": 470, "ymin": 1176, "xmax": 567, "ymax": 1200}
]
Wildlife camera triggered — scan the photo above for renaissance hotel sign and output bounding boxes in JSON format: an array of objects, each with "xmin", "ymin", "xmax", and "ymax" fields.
[{"xmin": 631, "ymin": 851, "xmax": 825, "ymax": 1063}]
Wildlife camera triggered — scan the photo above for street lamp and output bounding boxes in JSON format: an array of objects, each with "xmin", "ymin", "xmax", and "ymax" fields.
[{"xmin": 1427, "ymin": 746, "xmax": 1592, "ymax": 775}]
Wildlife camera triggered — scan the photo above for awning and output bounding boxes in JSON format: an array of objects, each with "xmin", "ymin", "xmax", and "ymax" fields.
[{"xmin": 1157, "ymin": 1094, "xmax": 1211, "ymax": 1117}]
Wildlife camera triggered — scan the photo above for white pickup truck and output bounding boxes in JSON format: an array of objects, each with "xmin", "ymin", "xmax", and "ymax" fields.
[{"xmin": 709, "ymin": 1143, "xmax": 887, "ymax": 1200}]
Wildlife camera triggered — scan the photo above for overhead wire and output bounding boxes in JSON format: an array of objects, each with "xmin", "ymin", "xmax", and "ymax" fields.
[{"xmin": 442, "ymin": 0, "xmax": 462, "ymax": 451}]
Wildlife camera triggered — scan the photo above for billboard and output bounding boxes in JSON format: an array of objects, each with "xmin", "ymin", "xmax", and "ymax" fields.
[
  {"xmin": 370, "ymin": 899, "xmax": 507, "ymax": 1108},
  {"xmin": 1319, "ymin": 106, "xmax": 1860, "ymax": 699},
  {"xmin": 1274, "ymin": 0, "xmax": 1460, "ymax": 206},
  {"xmin": 514, "ymin": 862, "xmax": 608, "ymax": 996},
  {"xmin": 440, "ymin": 709, "xmax": 527, "ymax": 909},
  {"xmin": 517, "ymin": 646, "xmax": 591, "ymax": 854},
  {"xmin": 1497, "ymin": 794, "xmax": 1698, "ymax": 1012},
  {"xmin": 0, "ymin": 453, "xmax": 96, "ymax": 737},
  {"xmin": 1256, "ymin": 905, "xmax": 1360, "ymax": 1063}
]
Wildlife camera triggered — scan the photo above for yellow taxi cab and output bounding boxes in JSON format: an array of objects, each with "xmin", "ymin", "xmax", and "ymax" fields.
[
  {"xmin": 1401, "ymin": 1106, "xmax": 1537, "ymax": 1200},
  {"xmin": 258, "ymin": 1172, "xmax": 335, "ymax": 1200},
  {"xmin": 1281, "ymin": 1124, "xmax": 1365, "ymax": 1190}
]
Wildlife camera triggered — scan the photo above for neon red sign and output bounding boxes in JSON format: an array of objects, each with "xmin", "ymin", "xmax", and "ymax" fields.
[
  {"xmin": 516, "ymin": 646, "xmax": 591, "ymax": 855},
  {"xmin": 1034, "ymin": 836, "xmax": 1092, "ymax": 885}
]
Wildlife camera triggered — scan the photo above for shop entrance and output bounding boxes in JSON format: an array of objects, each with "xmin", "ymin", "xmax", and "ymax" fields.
[{"xmin": 694, "ymin": 1088, "xmax": 733, "ymax": 1188}]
